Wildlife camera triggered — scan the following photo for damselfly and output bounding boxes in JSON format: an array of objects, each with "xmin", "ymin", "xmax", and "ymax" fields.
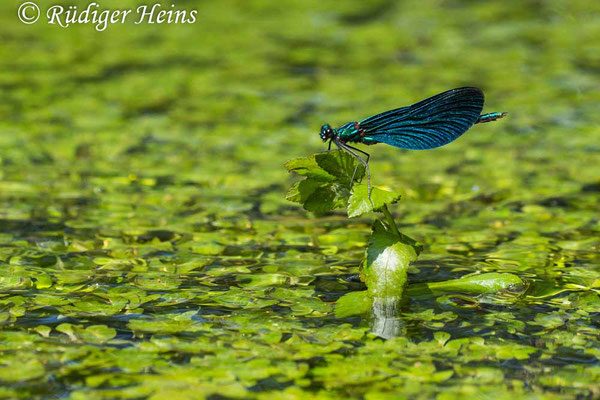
[{"xmin": 319, "ymin": 87, "xmax": 506, "ymax": 198}]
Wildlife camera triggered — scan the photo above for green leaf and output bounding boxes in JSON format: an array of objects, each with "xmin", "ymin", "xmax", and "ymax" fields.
[
  {"xmin": 284, "ymin": 156, "xmax": 335, "ymax": 181},
  {"xmin": 285, "ymin": 151, "xmax": 367, "ymax": 213},
  {"xmin": 406, "ymin": 273, "xmax": 525, "ymax": 298},
  {"xmin": 362, "ymin": 220, "xmax": 419, "ymax": 299},
  {"xmin": 34, "ymin": 325, "xmax": 52, "ymax": 338},
  {"xmin": 314, "ymin": 150, "xmax": 364, "ymax": 182},
  {"xmin": 286, "ymin": 179, "xmax": 323, "ymax": 204},
  {"xmin": 78, "ymin": 325, "xmax": 117, "ymax": 344},
  {"xmin": 348, "ymin": 184, "xmax": 401, "ymax": 217},
  {"xmin": 128, "ymin": 311, "xmax": 206, "ymax": 334},
  {"xmin": 55, "ymin": 323, "xmax": 117, "ymax": 343},
  {"xmin": 0, "ymin": 357, "xmax": 45, "ymax": 382},
  {"xmin": 335, "ymin": 291, "xmax": 373, "ymax": 318},
  {"xmin": 525, "ymin": 280, "xmax": 570, "ymax": 299},
  {"xmin": 290, "ymin": 297, "xmax": 331, "ymax": 316},
  {"xmin": 303, "ymin": 183, "xmax": 350, "ymax": 213},
  {"xmin": 574, "ymin": 292, "xmax": 600, "ymax": 313},
  {"xmin": 0, "ymin": 274, "xmax": 32, "ymax": 290},
  {"xmin": 56, "ymin": 323, "xmax": 78, "ymax": 341}
]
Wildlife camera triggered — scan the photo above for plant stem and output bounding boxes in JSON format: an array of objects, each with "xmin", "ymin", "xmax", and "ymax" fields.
[{"xmin": 380, "ymin": 204, "xmax": 401, "ymax": 237}]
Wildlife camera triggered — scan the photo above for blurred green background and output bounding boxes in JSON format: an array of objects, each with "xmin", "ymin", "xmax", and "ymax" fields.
[{"xmin": 0, "ymin": 0, "xmax": 599, "ymax": 399}]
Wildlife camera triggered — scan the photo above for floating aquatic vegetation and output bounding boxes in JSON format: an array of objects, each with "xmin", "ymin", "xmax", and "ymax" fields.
[{"xmin": 1, "ymin": 0, "xmax": 600, "ymax": 398}]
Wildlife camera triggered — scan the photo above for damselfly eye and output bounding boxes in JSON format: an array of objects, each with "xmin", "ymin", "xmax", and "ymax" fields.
[{"xmin": 320, "ymin": 124, "xmax": 332, "ymax": 141}]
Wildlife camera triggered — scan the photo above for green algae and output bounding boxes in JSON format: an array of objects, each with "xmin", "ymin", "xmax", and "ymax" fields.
[{"xmin": 1, "ymin": 0, "xmax": 600, "ymax": 398}]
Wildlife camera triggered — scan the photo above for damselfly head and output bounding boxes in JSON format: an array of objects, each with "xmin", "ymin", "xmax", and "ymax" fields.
[{"xmin": 320, "ymin": 124, "xmax": 333, "ymax": 141}]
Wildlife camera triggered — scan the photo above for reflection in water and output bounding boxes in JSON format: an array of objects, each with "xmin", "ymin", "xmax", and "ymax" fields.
[{"xmin": 369, "ymin": 296, "xmax": 406, "ymax": 339}]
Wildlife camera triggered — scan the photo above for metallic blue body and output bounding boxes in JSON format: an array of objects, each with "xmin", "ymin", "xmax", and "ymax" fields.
[
  {"xmin": 336, "ymin": 122, "xmax": 362, "ymax": 142},
  {"xmin": 477, "ymin": 111, "xmax": 507, "ymax": 124}
]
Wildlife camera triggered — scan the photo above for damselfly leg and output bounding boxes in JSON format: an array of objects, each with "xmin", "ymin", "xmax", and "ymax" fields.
[
  {"xmin": 333, "ymin": 139, "xmax": 373, "ymax": 205},
  {"xmin": 343, "ymin": 143, "xmax": 370, "ymax": 185}
]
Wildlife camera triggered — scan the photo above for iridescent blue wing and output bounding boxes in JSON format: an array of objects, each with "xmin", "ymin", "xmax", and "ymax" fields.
[{"xmin": 359, "ymin": 87, "xmax": 484, "ymax": 150}]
